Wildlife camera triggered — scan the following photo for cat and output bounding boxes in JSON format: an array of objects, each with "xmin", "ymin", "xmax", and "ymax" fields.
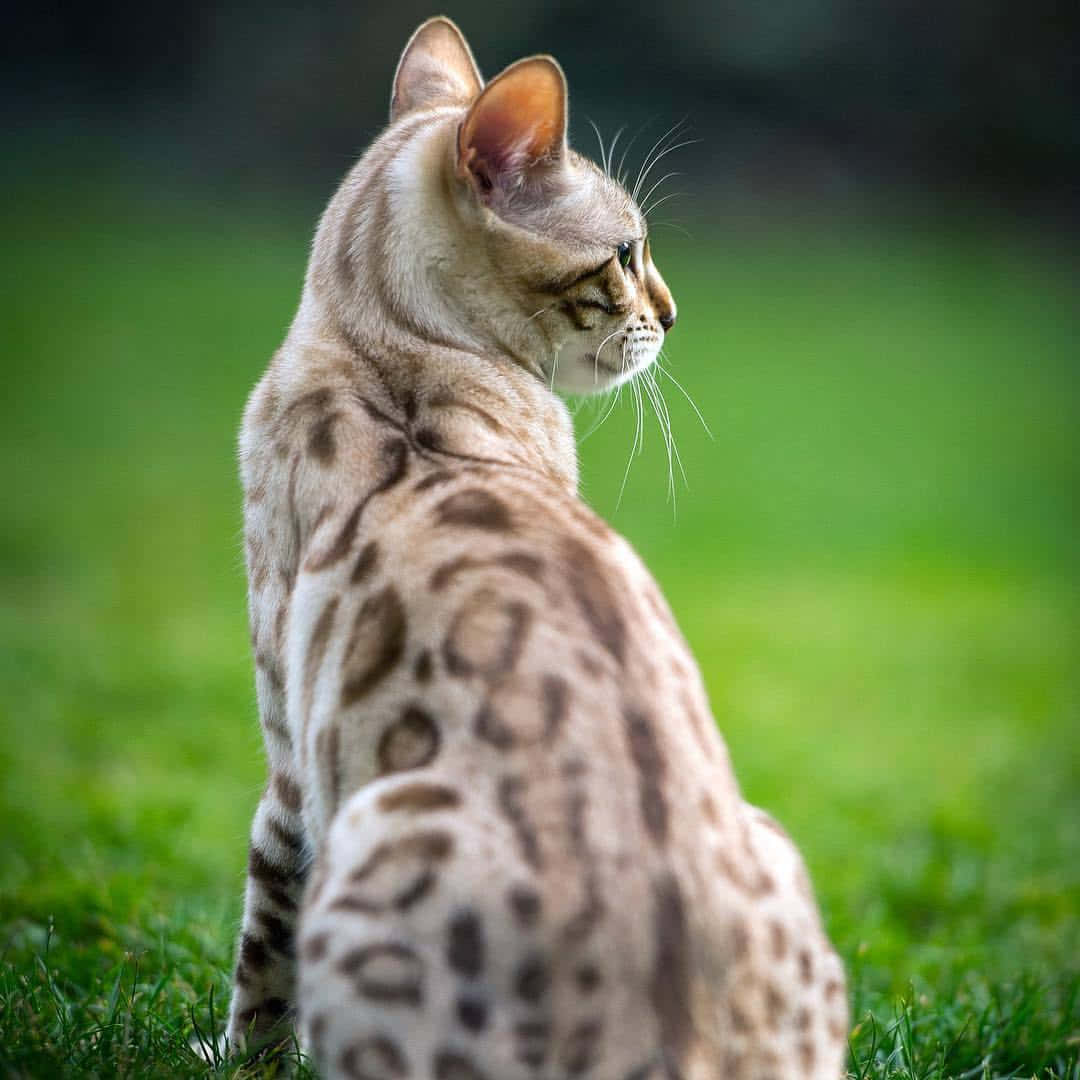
[{"xmin": 228, "ymin": 16, "xmax": 849, "ymax": 1079}]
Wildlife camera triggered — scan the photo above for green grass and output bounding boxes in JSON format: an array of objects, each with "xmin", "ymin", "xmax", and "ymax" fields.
[{"xmin": 1, "ymin": 176, "xmax": 1077, "ymax": 1077}]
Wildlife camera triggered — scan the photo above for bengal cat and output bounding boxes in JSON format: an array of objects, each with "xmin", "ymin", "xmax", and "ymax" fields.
[{"xmin": 228, "ymin": 16, "xmax": 849, "ymax": 1079}]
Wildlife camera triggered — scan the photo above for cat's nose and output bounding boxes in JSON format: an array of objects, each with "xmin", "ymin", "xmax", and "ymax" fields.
[{"xmin": 658, "ymin": 308, "xmax": 676, "ymax": 332}]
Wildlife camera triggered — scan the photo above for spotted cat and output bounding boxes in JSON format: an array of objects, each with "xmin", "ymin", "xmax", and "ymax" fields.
[{"xmin": 228, "ymin": 16, "xmax": 849, "ymax": 1079}]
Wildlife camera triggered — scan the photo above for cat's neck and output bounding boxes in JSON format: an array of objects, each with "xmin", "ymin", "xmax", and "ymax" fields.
[
  {"xmin": 282, "ymin": 109, "xmax": 579, "ymax": 493},
  {"xmin": 281, "ymin": 304, "xmax": 579, "ymax": 495}
]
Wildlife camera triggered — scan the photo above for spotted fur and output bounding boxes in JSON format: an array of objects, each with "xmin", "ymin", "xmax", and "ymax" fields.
[{"xmin": 227, "ymin": 16, "xmax": 848, "ymax": 1079}]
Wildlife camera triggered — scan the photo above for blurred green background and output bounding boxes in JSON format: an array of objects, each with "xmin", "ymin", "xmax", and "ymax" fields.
[{"xmin": 2, "ymin": 2, "xmax": 1078, "ymax": 1075}]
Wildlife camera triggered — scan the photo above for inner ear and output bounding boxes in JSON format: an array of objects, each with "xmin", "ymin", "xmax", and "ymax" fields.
[
  {"xmin": 391, "ymin": 17, "xmax": 483, "ymax": 121},
  {"xmin": 457, "ymin": 56, "xmax": 567, "ymax": 194}
]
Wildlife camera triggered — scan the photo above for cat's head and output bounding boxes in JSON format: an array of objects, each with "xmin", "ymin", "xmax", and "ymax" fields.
[{"xmin": 317, "ymin": 18, "xmax": 676, "ymax": 396}]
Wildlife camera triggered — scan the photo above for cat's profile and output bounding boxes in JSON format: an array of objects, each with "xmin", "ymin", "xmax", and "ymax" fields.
[{"xmin": 229, "ymin": 16, "xmax": 848, "ymax": 1079}]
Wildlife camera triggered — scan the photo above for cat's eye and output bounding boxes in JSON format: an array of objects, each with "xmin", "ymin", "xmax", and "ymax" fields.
[{"xmin": 616, "ymin": 242, "xmax": 633, "ymax": 270}]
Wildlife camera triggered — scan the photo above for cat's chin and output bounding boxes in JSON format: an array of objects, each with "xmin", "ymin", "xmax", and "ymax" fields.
[{"xmin": 551, "ymin": 332, "xmax": 662, "ymax": 395}]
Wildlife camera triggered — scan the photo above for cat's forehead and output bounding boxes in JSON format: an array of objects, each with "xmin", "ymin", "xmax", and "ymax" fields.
[{"xmin": 549, "ymin": 151, "xmax": 644, "ymax": 250}]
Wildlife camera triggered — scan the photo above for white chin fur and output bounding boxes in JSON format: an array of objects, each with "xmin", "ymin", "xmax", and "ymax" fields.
[{"xmin": 551, "ymin": 327, "xmax": 663, "ymax": 395}]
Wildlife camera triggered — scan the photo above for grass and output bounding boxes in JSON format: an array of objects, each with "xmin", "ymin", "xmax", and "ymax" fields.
[{"xmin": 0, "ymin": 172, "xmax": 1077, "ymax": 1076}]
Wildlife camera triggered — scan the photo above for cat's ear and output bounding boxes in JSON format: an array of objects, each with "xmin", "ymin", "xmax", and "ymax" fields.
[
  {"xmin": 391, "ymin": 17, "xmax": 483, "ymax": 121},
  {"xmin": 457, "ymin": 56, "xmax": 568, "ymax": 197}
]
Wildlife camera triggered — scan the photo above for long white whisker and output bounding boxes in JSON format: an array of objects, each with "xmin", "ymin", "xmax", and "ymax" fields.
[
  {"xmin": 641, "ymin": 369, "xmax": 678, "ymax": 508},
  {"xmin": 657, "ymin": 356, "xmax": 713, "ymax": 438},
  {"xmin": 636, "ymin": 139, "xmax": 700, "ymax": 205},
  {"xmin": 650, "ymin": 367, "xmax": 687, "ymax": 492},
  {"xmin": 649, "ymin": 221, "xmax": 693, "ymax": 239},
  {"xmin": 642, "ymin": 189, "xmax": 687, "ymax": 219},
  {"xmin": 615, "ymin": 124, "xmax": 645, "ymax": 188},
  {"xmin": 638, "ymin": 171, "xmax": 680, "ymax": 216},
  {"xmin": 527, "ymin": 304, "xmax": 556, "ymax": 322},
  {"xmin": 617, "ymin": 375, "xmax": 644, "ymax": 509},
  {"xmin": 588, "ymin": 119, "xmax": 608, "ymax": 175},
  {"xmin": 580, "ymin": 386, "xmax": 621, "ymax": 442},
  {"xmin": 632, "ymin": 118, "xmax": 687, "ymax": 202},
  {"xmin": 590, "ymin": 325, "xmax": 625, "ymax": 385},
  {"xmin": 605, "ymin": 125, "xmax": 625, "ymax": 179}
]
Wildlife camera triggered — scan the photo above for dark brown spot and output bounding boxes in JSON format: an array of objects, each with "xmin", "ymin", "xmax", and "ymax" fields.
[
  {"xmin": 650, "ymin": 875, "xmax": 691, "ymax": 1066},
  {"xmin": 514, "ymin": 1020, "xmax": 551, "ymax": 1068},
  {"xmin": 341, "ymin": 585, "xmax": 407, "ymax": 706},
  {"xmin": 248, "ymin": 846, "xmax": 293, "ymax": 888},
  {"xmin": 235, "ymin": 996, "xmax": 290, "ymax": 1032},
  {"xmin": 434, "ymin": 1049, "xmax": 489, "ymax": 1080},
  {"xmin": 303, "ymin": 931, "xmax": 329, "ymax": 963},
  {"xmin": 435, "ymin": 488, "xmax": 512, "ymax": 531},
  {"xmin": 447, "ymin": 909, "xmax": 485, "ymax": 979},
  {"xmin": 562, "ymin": 879, "xmax": 605, "ymax": 944},
  {"xmin": 515, "ymin": 953, "xmax": 549, "ymax": 1004},
  {"xmin": 576, "ymin": 649, "xmax": 604, "ymax": 678},
  {"xmin": 240, "ymin": 932, "xmax": 270, "ymax": 971},
  {"xmin": 443, "ymin": 590, "xmax": 530, "ymax": 680},
  {"xmin": 769, "ymin": 919, "xmax": 787, "ymax": 960},
  {"xmin": 413, "ymin": 469, "xmax": 457, "ymax": 492},
  {"xmin": 799, "ymin": 948, "xmax": 814, "ymax": 984},
  {"xmin": 507, "ymin": 884, "xmax": 542, "ymax": 927},
  {"xmin": 561, "ymin": 1018, "xmax": 603, "ymax": 1075},
  {"xmin": 575, "ymin": 963, "xmax": 602, "ymax": 994},
  {"xmin": 338, "ymin": 943, "xmax": 423, "ymax": 1006},
  {"xmin": 624, "ymin": 707, "xmax": 669, "ymax": 844},
  {"xmin": 273, "ymin": 772, "xmax": 302, "ymax": 812},
  {"xmin": 798, "ymin": 1040, "xmax": 816, "ymax": 1072},
  {"xmin": 456, "ymin": 995, "xmax": 488, "ymax": 1032},
  {"xmin": 430, "ymin": 555, "xmax": 473, "ymax": 592},
  {"xmin": 563, "ymin": 537, "xmax": 626, "ymax": 662},
  {"xmin": 306, "ymin": 438, "xmax": 408, "ymax": 572},
  {"xmin": 378, "ymin": 783, "xmax": 461, "ymax": 813},
  {"xmin": 339, "ymin": 1034, "xmax": 408, "ymax": 1079},
  {"xmin": 302, "ymin": 596, "xmax": 339, "ymax": 730},
  {"xmin": 351, "ymin": 540, "xmax": 380, "ymax": 585},
  {"xmin": 498, "ymin": 775, "xmax": 543, "ymax": 869},
  {"xmin": 415, "ymin": 426, "xmax": 442, "ymax": 451},
  {"xmin": 333, "ymin": 831, "xmax": 452, "ymax": 914},
  {"xmin": 315, "ymin": 724, "xmax": 341, "ymax": 814},
  {"xmin": 730, "ymin": 1002, "xmax": 752, "ymax": 1033},
  {"xmin": 764, "ymin": 982, "xmax": 786, "ymax": 1029},
  {"xmin": 256, "ymin": 909, "xmax": 293, "ymax": 955},
  {"xmin": 414, "ymin": 649, "xmax": 433, "ymax": 682},
  {"xmin": 268, "ymin": 818, "xmax": 304, "ymax": 853},
  {"xmin": 428, "ymin": 393, "xmax": 507, "ymax": 436},
  {"xmin": 377, "ymin": 705, "xmax": 441, "ymax": 774},
  {"xmin": 308, "ymin": 411, "xmax": 341, "ymax": 464}
]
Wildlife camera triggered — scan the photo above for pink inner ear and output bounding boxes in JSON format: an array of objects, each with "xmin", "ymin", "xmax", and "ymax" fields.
[{"xmin": 460, "ymin": 60, "xmax": 565, "ymax": 185}]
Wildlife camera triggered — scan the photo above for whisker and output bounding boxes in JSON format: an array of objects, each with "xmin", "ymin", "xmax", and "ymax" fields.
[
  {"xmin": 580, "ymin": 386, "xmax": 621, "ymax": 442},
  {"xmin": 638, "ymin": 171, "xmax": 681, "ymax": 216},
  {"xmin": 642, "ymin": 189, "xmax": 687, "ymax": 219},
  {"xmin": 636, "ymin": 138, "xmax": 700, "ymax": 206},
  {"xmin": 587, "ymin": 119, "xmax": 608, "ymax": 175},
  {"xmin": 656, "ymin": 355, "xmax": 713, "ymax": 439},
  {"xmin": 615, "ymin": 123, "xmax": 646, "ymax": 188},
  {"xmin": 651, "ymin": 367, "xmax": 688, "ymax": 492},
  {"xmin": 606, "ymin": 125, "xmax": 625, "ymax": 179},
  {"xmin": 632, "ymin": 118, "xmax": 687, "ymax": 203},
  {"xmin": 617, "ymin": 374, "xmax": 645, "ymax": 509},
  {"xmin": 649, "ymin": 221, "xmax": 693, "ymax": 239}
]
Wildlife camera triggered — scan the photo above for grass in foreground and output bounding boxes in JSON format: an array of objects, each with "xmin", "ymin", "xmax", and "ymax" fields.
[{"xmin": 0, "ymin": 175, "xmax": 1077, "ymax": 1076}]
